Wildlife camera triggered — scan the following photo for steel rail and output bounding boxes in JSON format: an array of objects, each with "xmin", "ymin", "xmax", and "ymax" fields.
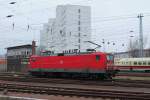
[
  {"xmin": 0, "ymin": 82, "xmax": 150, "ymax": 100},
  {"xmin": 0, "ymin": 75, "xmax": 150, "ymax": 88}
]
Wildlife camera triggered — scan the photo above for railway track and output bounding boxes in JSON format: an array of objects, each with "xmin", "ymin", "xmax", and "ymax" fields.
[
  {"xmin": 117, "ymin": 72, "xmax": 150, "ymax": 77},
  {"xmin": 0, "ymin": 72, "xmax": 150, "ymax": 99},
  {"xmin": 1, "ymin": 71, "xmax": 150, "ymax": 77},
  {"xmin": 0, "ymin": 72, "xmax": 150, "ymax": 88},
  {"xmin": 0, "ymin": 81, "xmax": 150, "ymax": 100}
]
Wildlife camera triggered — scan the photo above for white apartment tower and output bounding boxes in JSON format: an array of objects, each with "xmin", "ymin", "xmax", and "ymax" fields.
[
  {"xmin": 40, "ymin": 18, "xmax": 55, "ymax": 49},
  {"xmin": 40, "ymin": 5, "xmax": 91, "ymax": 53}
]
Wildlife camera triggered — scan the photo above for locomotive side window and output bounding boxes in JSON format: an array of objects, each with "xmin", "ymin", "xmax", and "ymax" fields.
[{"xmin": 96, "ymin": 55, "xmax": 100, "ymax": 61}]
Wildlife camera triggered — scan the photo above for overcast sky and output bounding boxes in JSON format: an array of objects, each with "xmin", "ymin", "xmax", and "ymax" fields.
[{"xmin": 0, "ymin": 0, "xmax": 150, "ymax": 54}]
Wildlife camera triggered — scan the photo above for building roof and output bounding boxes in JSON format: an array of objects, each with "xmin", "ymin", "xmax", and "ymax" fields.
[{"xmin": 7, "ymin": 44, "xmax": 32, "ymax": 50}]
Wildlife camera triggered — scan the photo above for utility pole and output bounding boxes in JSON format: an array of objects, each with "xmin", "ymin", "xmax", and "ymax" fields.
[
  {"xmin": 78, "ymin": 32, "xmax": 81, "ymax": 52},
  {"xmin": 78, "ymin": 11, "xmax": 81, "ymax": 53},
  {"xmin": 130, "ymin": 36, "xmax": 134, "ymax": 58},
  {"xmin": 102, "ymin": 39, "xmax": 105, "ymax": 52},
  {"xmin": 137, "ymin": 13, "xmax": 144, "ymax": 57}
]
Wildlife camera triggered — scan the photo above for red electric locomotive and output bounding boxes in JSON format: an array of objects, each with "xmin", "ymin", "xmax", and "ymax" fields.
[{"xmin": 29, "ymin": 52, "xmax": 116, "ymax": 79}]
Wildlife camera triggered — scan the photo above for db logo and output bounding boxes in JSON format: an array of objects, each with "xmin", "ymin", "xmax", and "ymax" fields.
[{"xmin": 60, "ymin": 60, "xmax": 63, "ymax": 64}]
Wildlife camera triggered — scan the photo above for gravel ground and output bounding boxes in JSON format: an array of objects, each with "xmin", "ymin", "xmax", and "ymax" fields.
[
  {"xmin": 0, "ymin": 80, "xmax": 149, "ymax": 100},
  {"xmin": 0, "ymin": 92, "xmax": 116, "ymax": 100},
  {"xmin": 0, "ymin": 80, "xmax": 150, "ymax": 93}
]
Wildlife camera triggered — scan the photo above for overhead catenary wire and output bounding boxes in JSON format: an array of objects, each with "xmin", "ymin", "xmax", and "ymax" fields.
[
  {"xmin": 1, "ymin": 0, "xmax": 149, "ymax": 32},
  {"xmin": 0, "ymin": 14, "xmax": 138, "ymax": 32},
  {"xmin": 1, "ymin": 0, "xmax": 150, "ymax": 50},
  {"xmin": 0, "ymin": 13, "xmax": 149, "ymax": 37},
  {"xmin": 0, "ymin": 15, "xmax": 145, "ymax": 40}
]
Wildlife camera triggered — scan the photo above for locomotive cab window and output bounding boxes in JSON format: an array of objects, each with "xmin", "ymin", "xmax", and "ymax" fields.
[
  {"xmin": 96, "ymin": 55, "xmax": 100, "ymax": 61},
  {"xmin": 107, "ymin": 55, "xmax": 113, "ymax": 60}
]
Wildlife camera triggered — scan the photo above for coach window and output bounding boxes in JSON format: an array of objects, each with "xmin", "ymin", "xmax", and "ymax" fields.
[
  {"xmin": 143, "ymin": 61, "xmax": 146, "ymax": 65},
  {"xmin": 134, "ymin": 62, "xmax": 137, "ymax": 65},
  {"xmin": 78, "ymin": 9, "xmax": 81, "ymax": 13},
  {"xmin": 148, "ymin": 62, "xmax": 150, "ymax": 65},
  {"xmin": 138, "ymin": 62, "xmax": 142, "ymax": 65},
  {"xmin": 96, "ymin": 55, "xmax": 100, "ymax": 61},
  {"xmin": 129, "ymin": 61, "xmax": 131, "ymax": 65}
]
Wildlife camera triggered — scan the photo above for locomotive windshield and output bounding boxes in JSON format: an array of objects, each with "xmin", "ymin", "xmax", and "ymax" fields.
[{"xmin": 107, "ymin": 54, "xmax": 114, "ymax": 61}]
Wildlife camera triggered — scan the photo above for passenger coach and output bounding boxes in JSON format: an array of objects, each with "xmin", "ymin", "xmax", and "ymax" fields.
[{"xmin": 114, "ymin": 58, "xmax": 150, "ymax": 72}]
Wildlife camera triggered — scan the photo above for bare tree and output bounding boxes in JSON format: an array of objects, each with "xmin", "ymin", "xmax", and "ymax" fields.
[{"xmin": 128, "ymin": 36, "xmax": 148, "ymax": 57}]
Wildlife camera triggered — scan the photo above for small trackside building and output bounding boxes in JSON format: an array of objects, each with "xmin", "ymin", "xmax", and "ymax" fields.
[
  {"xmin": 6, "ymin": 41, "xmax": 36, "ymax": 72},
  {"xmin": 0, "ymin": 58, "xmax": 7, "ymax": 72}
]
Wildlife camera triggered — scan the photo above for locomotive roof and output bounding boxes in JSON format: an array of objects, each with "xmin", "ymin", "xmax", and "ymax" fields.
[{"xmin": 32, "ymin": 52, "xmax": 107, "ymax": 57}]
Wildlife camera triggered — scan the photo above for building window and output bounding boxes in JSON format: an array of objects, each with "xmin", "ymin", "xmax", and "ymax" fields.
[
  {"xmin": 78, "ymin": 21, "xmax": 80, "ymax": 25},
  {"xmin": 21, "ymin": 51, "xmax": 24, "ymax": 55},
  {"xmin": 70, "ymin": 32, "xmax": 71, "ymax": 36},
  {"xmin": 78, "ymin": 39, "xmax": 80, "ymax": 43},
  {"xmin": 63, "ymin": 32, "xmax": 66, "ymax": 37},
  {"xmin": 27, "ymin": 51, "xmax": 29, "ymax": 55},
  {"xmin": 78, "ymin": 27, "xmax": 80, "ymax": 31},
  {"xmin": 78, "ymin": 9, "xmax": 80, "ymax": 13},
  {"xmin": 60, "ymin": 30, "xmax": 62, "ymax": 34},
  {"xmin": 51, "ymin": 29, "xmax": 52, "ymax": 34},
  {"xmin": 78, "ymin": 15, "xmax": 80, "ymax": 19}
]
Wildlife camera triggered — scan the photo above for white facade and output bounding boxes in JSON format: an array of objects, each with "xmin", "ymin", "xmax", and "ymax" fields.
[
  {"xmin": 40, "ymin": 19, "xmax": 55, "ymax": 49},
  {"xmin": 40, "ymin": 5, "xmax": 91, "ymax": 53}
]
